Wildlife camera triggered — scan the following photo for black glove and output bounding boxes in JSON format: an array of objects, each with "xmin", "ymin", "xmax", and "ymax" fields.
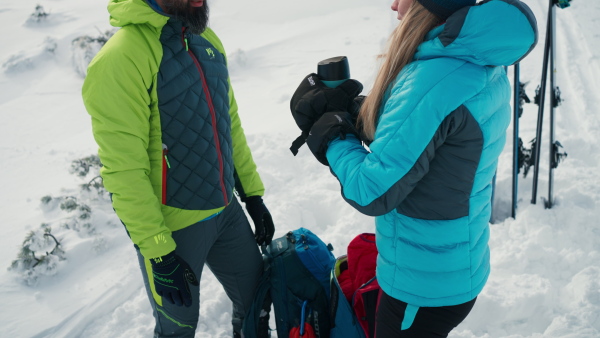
[
  {"xmin": 306, "ymin": 111, "xmax": 360, "ymax": 166},
  {"xmin": 351, "ymin": 95, "xmax": 366, "ymax": 118},
  {"xmin": 150, "ymin": 251, "xmax": 199, "ymax": 307},
  {"xmin": 244, "ymin": 196, "xmax": 275, "ymax": 246},
  {"xmin": 348, "ymin": 95, "xmax": 374, "ymax": 146},
  {"xmin": 289, "ymin": 74, "xmax": 363, "ymax": 155}
]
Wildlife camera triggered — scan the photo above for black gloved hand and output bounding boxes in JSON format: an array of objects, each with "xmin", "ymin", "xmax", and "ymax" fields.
[
  {"xmin": 150, "ymin": 251, "xmax": 199, "ymax": 307},
  {"xmin": 306, "ymin": 111, "xmax": 360, "ymax": 166},
  {"xmin": 289, "ymin": 74, "xmax": 363, "ymax": 155},
  {"xmin": 350, "ymin": 95, "xmax": 366, "ymax": 118},
  {"xmin": 347, "ymin": 95, "xmax": 374, "ymax": 146},
  {"xmin": 244, "ymin": 196, "xmax": 275, "ymax": 246}
]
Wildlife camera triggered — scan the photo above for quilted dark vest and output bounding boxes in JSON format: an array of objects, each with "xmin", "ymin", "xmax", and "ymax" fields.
[{"xmin": 157, "ymin": 20, "xmax": 234, "ymax": 210}]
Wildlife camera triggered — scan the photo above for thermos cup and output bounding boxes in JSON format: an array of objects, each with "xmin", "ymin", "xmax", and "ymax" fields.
[{"xmin": 317, "ymin": 56, "xmax": 350, "ymax": 88}]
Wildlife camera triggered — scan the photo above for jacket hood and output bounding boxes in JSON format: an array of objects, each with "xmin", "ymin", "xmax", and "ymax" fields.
[
  {"xmin": 415, "ymin": 0, "xmax": 538, "ymax": 66},
  {"xmin": 108, "ymin": 0, "xmax": 168, "ymax": 28}
]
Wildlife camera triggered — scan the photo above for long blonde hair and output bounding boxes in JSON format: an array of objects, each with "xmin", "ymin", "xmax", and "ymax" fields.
[{"xmin": 358, "ymin": 1, "xmax": 442, "ymax": 140}]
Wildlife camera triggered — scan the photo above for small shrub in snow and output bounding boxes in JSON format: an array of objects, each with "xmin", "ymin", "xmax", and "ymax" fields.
[
  {"xmin": 80, "ymin": 175, "xmax": 105, "ymax": 194},
  {"xmin": 9, "ymin": 227, "xmax": 66, "ymax": 286},
  {"xmin": 59, "ymin": 197, "xmax": 95, "ymax": 235},
  {"xmin": 71, "ymin": 28, "xmax": 118, "ymax": 78},
  {"xmin": 227, "ymin": 48, "xmax": 248, "ymax": 74},
  {"xmin": 70, "ymin": 155, "xmax": 102, "ymax": 177},
  {"xmin": 43, "ymin": 37, "xmax": 57, "ymax": 54},
  {"xmin": 2, "ymin": 37, "xmax": 57, "ymax": 74},
  {"xmin": 27, "ymin": 5, "xmax": 50, "ymax": 24},
  {"xmin": 71, "ymin": 155, "xmax": 108, "ymax": 198},
  {"xmin": 2, "ymin": 53, "xmax": 34, "ymax": 73},
  {"xmin": 59, "ymin": 196, "xmax": 79, "ymax": 212},
  {"xmin": 9, "ymin": 154, "xmax": 117, "ymax": 285}
]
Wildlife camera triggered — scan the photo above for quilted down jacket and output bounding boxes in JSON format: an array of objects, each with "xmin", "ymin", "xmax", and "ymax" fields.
[{"xmin": 326, "ymin": 0, "xmax": 538, "ymax": 306}]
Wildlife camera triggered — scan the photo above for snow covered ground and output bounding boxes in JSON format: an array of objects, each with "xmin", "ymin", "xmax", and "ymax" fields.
[{"xmin": 0, "ymin": 0, "xmax": 598, "ymax": 337}]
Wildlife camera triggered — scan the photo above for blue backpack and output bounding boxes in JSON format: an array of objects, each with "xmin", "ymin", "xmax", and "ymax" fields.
[{"xmin": 243, "ymin": 228, "xmax": 365, "ymax": 338}]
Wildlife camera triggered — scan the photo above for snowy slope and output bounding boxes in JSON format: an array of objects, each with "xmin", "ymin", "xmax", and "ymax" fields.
[{"xmin": 0, "ymin": 0, "xmax": 598, "ymax": 337}]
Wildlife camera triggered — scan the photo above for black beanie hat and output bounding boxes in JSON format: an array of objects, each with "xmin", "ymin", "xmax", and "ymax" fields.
[{"xmin": 416, "ymin": 0, "xmax": 477, "ymax": 20}]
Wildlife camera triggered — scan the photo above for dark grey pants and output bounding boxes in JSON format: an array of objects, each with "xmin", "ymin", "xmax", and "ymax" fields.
[{"xmin": 136, "ymin": 198, "xmax": 263, "ymax": 337}]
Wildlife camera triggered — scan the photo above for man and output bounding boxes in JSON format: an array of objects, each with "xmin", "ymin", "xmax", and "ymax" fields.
[{"xmin": 82, "ymin": 0, "xmax": 275, "ymax": 336}]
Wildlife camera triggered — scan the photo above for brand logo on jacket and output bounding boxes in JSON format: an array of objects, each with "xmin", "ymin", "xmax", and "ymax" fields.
[
  {"xmin": 206, "ymin": 48, "xmax": 215, "ymax": 59},
  {"xmin": 154, "ymin": 233, "xmax": 168, "ymax": 244}
]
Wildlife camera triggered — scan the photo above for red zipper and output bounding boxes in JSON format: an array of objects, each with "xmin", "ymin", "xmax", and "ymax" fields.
[
  {"xmin": 162, "ymin": 143, "xmax": 169, "ymax": 204},
  {"xmin": 181, "ymin": 28, "xmax": 228, "ymax": 205}
]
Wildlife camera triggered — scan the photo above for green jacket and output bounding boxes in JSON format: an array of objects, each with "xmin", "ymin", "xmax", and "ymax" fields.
[{"xmin": 82, "ymin": 0, "xmax": 264, "ymax": 259}]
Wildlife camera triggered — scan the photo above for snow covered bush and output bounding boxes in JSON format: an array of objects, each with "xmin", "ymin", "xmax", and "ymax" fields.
[
  {"xmin": 227, "ymin": 48, "xmax": 248, "ymax": 74},
  {"xmin": 8, "ymin": 154, "xmax": 117, "ymax": 286},
  {"xmin": 71, "ymin": 28, "xmax": 118, "ymax": 78},
  {"xmin": 27, "ymin": 5, "xmax": 49, "ymax": 24},
  {"xmin": 1, "ymin": 37, "xmax": 57, "ymax": 74},
  {"xmin": 70, "ymin": 155, "xmax": 102, "ymax": 177},
  {"xmin": 9, "ymin": 225, "xmax": 66, "ymax": 286}
]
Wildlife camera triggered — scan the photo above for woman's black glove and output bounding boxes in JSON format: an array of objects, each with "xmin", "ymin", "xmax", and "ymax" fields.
[
  {"xmin": 306, "ymin": 111, "xmax": 360, "ymax": 166},
  {"xmin": 244, "ymin": 196, "xmax": 275, "ymax": 246},
  {"xmin": 351, "ymin": 95, "xmax": 366, "ymax": 117},
  {"xmin": 150, "ymin": 251, "xmax": 199, "ymax": 307},
  {"xmin": 348, "ymin": 95, "xmax": 374, "ymax": 146},
  {"xmin": 289, "ymin": 74, "xmax": 363, "ymax": 155}
]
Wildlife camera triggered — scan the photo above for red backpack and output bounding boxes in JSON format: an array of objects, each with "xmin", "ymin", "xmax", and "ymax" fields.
[{"xmin": 334, "ymin": 233, "xmax": 380, "ymax": 338}]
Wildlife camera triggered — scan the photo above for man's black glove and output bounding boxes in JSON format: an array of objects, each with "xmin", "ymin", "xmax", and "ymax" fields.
[
  {"xmin": 244, "ymin": 196, "xmax": 275, "ymax": 246},
  {"xmin": 150, "ymin": 251, "xmax": 199, "ymax": 307},
  {"xmin": 306, "ymin": 111, "xmax": 360, "ymax": 166},
  {"xmin": 289, "ymin": 74, "xmax": 363, "ymax": 155}
]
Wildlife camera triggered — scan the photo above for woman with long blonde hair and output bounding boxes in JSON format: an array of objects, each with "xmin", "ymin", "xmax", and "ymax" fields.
[{"xmin": 290, "ymin": 0, "xmax": 538, "ymax": 336}]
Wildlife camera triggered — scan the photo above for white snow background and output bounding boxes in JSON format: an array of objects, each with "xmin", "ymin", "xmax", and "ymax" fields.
[{"xmin": 0, "ymin": 0, "xmax": 598, "ymax": 337}]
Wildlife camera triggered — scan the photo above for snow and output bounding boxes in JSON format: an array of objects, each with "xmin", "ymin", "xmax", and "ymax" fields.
[{"xmin": 0, "ymin": 0, "xmax": 598, "ymax": 337}]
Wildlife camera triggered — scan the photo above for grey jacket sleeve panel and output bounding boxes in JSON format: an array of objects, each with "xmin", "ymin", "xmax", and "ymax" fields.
[{"xmin": 396, "ymin": 105, "xmax": 483, "ymax": 220}]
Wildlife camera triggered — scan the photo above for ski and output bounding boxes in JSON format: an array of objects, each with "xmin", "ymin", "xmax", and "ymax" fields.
[
  {"xmin": 545, "ymin": 0, "xmax": 569, "ymax": 208},
  {"xmin": 530, "ymin": 0, "xmax": 569, "ymax": 207}
]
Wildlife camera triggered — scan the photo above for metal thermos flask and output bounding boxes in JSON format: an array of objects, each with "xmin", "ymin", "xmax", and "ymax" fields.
[{"xmin": 317, "ymin": 56, "xmax": 350, "ymax": 88}]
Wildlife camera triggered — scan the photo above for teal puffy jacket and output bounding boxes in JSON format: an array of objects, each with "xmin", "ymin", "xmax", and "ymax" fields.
[{"xmin": 327, "ymin": 0, "xmax": 538, "ymax": 307}]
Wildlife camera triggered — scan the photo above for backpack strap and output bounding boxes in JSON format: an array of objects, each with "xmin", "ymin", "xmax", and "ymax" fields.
[{"xmin": 242, "ymin": 256, "xmax": 273, "ymax": 338}]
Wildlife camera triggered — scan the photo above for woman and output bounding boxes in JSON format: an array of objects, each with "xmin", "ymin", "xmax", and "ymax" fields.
[{"xmin": 291, "ymin": 0, "xmax": 538, "ymax": 336}]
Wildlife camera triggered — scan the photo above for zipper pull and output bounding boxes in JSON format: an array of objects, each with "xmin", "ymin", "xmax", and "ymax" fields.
[
  {"xmin": 162, "ymin": 144, "xmax": 171, "ymax": 169},
  {"xmin": 181, "ymin": 27, "xmax": 189, "ymax": 51}
]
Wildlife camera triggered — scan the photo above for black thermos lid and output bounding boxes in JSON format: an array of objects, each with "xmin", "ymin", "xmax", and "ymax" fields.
[{"xmin": 317, "ymin": 56, "xmax": 350, "ymax": 81}]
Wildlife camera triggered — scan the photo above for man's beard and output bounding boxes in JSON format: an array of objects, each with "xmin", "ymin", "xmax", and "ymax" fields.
[{"xmin": 162, "ymin": 1, "xmax": 209, "ymax": 35}]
